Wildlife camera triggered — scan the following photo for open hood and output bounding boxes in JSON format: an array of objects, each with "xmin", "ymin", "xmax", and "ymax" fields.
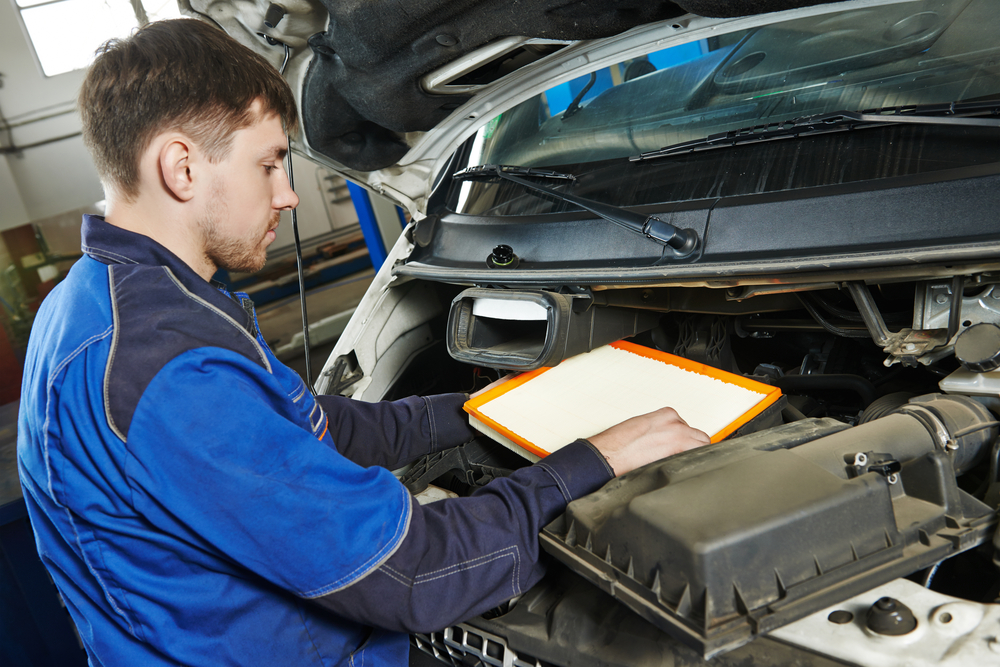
[
  {"xmin": 172, "ymin": 3, "xmax": 1000, "ymax": 664},
  {"xmin": 179, "ymin": 0, "xmax": 849, "ymax": 213}
]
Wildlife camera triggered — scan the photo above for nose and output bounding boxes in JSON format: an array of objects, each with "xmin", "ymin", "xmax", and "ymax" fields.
[{"xmin": 274, "ymin": 170, "xmax": 299, "ymax": 211}]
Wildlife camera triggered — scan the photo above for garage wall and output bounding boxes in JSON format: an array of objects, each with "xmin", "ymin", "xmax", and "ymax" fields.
[
  {"xmin": 0, "ymin": 6, "xmax": 362, "ymax": 250},
  {"xmin": 0, "ymin": 0, "xmax": 102, "ymax": 232},
  {"xmin": 0, "ymin": 159, "xmax": 28, "ymax": 228},
  {"xmin": 271, "ymin": 153, "xmax": 354, "ymax": 252}
]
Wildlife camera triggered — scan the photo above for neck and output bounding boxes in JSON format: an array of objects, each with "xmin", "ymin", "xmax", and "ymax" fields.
[{"xmin": 104, "ymin": 196, "xmax": 217, "ymax": 281}]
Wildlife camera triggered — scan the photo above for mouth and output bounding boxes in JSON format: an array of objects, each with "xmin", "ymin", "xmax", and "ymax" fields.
[{"xmin": 264, "ymin": 215, "xmax": 280, "ymax": 243}]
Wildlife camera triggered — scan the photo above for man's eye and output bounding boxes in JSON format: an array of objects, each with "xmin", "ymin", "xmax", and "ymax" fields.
[{"xmin": 264, "ymin": 165, "xmax": 276, "ymax": 174}]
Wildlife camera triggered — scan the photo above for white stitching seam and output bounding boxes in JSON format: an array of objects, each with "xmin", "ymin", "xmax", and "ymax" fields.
[
  {"xmin": 65, "ymin": 506, "xmax": 140, "ymax": 637},
  {"xmin": 42, "ymin": 325, "xmax": 135, "ymax": 636},
  {"xmin": 41, "ymin": 325, "xmax": 115, "ymax": 500},
  {"xmin": 34, "ymin": 273, "xmax": 136, "ymax": 635},
  {"xmin": 379, "ymin": 566, "xmax": 412, "ymax": 588},
  {"xmin": 579, "ymin": 439, "xmax": 615, "ymax": 478},
  {"xmin": 289, "ymin": 383, "xmax": 307, "ymax": 402},
  {"xmin": 300, "ymin": 483, "xmax": 412, "ymax": 597},
  {"xmin": 82, "ymin": 245, "xmax": 140, "ymax": 265},
  {"xmin": 19, "ymin": 484, "xmax": 140, "ymax": 639},
  {"xmin": 380, "ymin": 547, "xmax": 521, "ymax": 597},
  {"xmin": 416, "ymin": 546, "xmax": 519, "ymax": 584},
  {"xmin": 161, "ymin": 269, "xmax": 272, "ymax": 374},
  {"xmin": 535, "ymin": 462, "xmax": 572, "ymax": 503}
]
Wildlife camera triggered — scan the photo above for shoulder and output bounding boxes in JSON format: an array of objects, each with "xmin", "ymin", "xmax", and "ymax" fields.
[
  {"xmin": 23, "ymin": 256, "xmax": 116, "ymax": 388},
  {"xmin": 105, "ymin": 264, "xmax": 271, "ymax": 441}
]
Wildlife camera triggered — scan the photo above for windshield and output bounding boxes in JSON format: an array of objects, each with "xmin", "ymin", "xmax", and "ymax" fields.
[{"xmin": 450, "ymin": 0, "xmax": 1000, "ymax": 216}]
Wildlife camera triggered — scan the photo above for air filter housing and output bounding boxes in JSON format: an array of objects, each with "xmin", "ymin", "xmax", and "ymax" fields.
[{"xmin": 540, "ymin": 396, "xmax": 998, "ymax": 657}]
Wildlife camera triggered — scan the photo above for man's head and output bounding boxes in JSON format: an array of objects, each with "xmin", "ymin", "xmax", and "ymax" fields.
[{"xmin": 79, "ymin": 18, "xmax": 297, "ymax": 202}]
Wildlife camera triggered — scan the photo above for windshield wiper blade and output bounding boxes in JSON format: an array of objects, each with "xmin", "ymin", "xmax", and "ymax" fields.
[
  {"xmin": 631, "ymin": 100, "xmax": 1000, "ymax": 163},
  {"xmin": 455, "ymin": 164, "xmax": 578, "ymax": 182},
  {"xmin": 454, "ymin": 164, "xmax": 700, "ymax": 258}
]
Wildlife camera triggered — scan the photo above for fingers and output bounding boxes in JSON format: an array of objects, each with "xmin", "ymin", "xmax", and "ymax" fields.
[
  {"xmin": 588, "ymin": 407, "xmax": 712, "ymax": 477},
  {"xmin": 690, "ymin": 426, "xmax": 711, "ymax": 445}
]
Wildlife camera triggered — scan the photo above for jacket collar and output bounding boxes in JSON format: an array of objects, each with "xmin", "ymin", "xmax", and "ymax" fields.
[{"xmin": 81, "ymin": 214, "xmax": 253, "ymax": 331}]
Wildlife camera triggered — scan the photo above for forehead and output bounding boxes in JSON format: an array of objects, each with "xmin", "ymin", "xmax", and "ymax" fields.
[{"xmin": 233, "ymin": 107, "xmax": 287, "ymax": 158}]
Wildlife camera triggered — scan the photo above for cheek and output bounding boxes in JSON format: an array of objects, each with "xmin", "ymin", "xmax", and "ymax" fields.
[{"xmin": 233, "ymin": 173, "xmax": 269, "ymax": 209}]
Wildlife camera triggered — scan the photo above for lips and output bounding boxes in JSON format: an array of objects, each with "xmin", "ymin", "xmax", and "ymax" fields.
[{"xmin": 264, "ymin": 215, "xmax": 280, "ymax": 243}]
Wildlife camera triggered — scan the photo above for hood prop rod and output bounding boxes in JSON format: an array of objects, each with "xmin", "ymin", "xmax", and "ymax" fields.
[{"xmin": 267, "ymin": 37, "xmax": 316, "ymax": 394}]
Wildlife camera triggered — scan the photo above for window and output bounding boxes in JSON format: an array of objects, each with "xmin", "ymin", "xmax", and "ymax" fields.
[{"xmin": 14, "ymin": 0, "xmax": 182, "ymax": 77}]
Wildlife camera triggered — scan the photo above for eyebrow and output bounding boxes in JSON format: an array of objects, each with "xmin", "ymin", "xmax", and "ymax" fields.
[{"xmin": 259, "ymin": 144, "xmax": 289, "ymax": 161}]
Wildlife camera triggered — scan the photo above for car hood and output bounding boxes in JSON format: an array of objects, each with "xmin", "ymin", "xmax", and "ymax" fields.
[{"xmin": 179, "ymin": 0, "xmax": 850, "ymax": 213}]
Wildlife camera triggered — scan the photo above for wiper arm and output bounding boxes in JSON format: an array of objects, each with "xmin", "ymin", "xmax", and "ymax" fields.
[
  {"xmin": 631, "ymin": 99, "xmax": 1000, "ymax": 162},
  {"xmin": 454, "ymin": 164, "xmax": 700, "ymax": 258},
  {"xmin": 455, "ymin": 164, "xmax": 578, "ymax": 182}
]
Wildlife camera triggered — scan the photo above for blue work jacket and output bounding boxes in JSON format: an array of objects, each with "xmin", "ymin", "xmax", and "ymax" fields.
[{"xmin": 17, "ymin": 215, "xmax": 614, "ymax": 666}]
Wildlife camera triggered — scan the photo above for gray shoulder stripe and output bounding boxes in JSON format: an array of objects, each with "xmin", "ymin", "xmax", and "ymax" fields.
[
  {"xmin": 103, "ymin": 265, "xmax": 128, "ymax": 443},
  {"xmin": 162, "ymin": 268, "xmax": 272, "ymax": 374}
]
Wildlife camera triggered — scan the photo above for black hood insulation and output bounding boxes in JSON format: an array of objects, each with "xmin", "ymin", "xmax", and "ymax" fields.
[{"xmin": 301, "ymin": 0, "xmax": 841, "ymax": 170}]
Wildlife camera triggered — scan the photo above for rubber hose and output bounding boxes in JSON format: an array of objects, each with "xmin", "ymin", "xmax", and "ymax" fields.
[
  {"xmin": 860, "ymin": 392, "xmax": 915, "ymax": 424},
  {"xmin": 796, "ymin": 295, "xmax": 870, "ymax": 338}
]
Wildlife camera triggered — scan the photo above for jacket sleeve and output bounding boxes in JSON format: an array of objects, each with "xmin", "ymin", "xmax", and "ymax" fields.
[
  {"xmin": 309, "ymin": 439, "xmax": 615, "ymax": 632},
  {"xmin": 315, "ymin": 393, "xmax": 475, "ymax": 470},
  {"xmin": 123, "ymin": 348, "xmax": 416, "ymax": 597},
  {"xmin": 126, "ymin": 348, "xmax": 614, "ymax": 629}
]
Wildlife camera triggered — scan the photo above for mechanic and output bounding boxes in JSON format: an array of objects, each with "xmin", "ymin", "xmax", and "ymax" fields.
[{"xmin": 17, "ymin": 18, "xmax": 710, "ymax": 667}]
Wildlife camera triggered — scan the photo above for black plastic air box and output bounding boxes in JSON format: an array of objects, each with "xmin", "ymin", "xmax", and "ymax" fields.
[{"xmin": 540, "ymin": 400, "xmax": 998, "ymax": 657}]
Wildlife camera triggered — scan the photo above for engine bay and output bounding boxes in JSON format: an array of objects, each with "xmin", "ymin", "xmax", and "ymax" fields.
[{"xmin": 318, "ymin": 272, "xmax": 1000, "ymax": 666}]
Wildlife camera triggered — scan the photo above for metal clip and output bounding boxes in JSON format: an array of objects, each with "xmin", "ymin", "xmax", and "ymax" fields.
[{"xmin": 847, "ymin": 451, "xmax": 901, "ymax": 481}]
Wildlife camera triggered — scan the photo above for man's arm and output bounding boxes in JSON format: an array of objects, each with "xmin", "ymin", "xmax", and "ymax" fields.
[
  {"xmin": 307, "ymin": 439, "xmax": 612, "ymax": 631},
  {"xmin": 315, "ymin": 393, "xmax": 474, "ymax": 469},
  {"xmin": 308, "ymin": 407, "xmax": 708, "ymax": 632},
  {"xmin": 127, "ymin": 350, "xmax": 707, "ymax": 631}
]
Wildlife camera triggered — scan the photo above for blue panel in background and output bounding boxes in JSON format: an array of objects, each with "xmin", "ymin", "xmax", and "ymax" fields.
[
  {"xmin": 648, "ymin": 39, "xmax": 707, "ymax": 70},
  {"xmin": 545, "ymin": 68, "xmax": 614, "ymax": 116},
  {"xmin": 544, "ymin": 39, "xmax": 708, "ymax": 118},
  {"xmin": 347, "ymin": 181, "xmax": 389, "ymax": 270},
  {"xmin": 572, "ymin": 68, "xmax": 614, "ymax": 104},
  {"xmin": 544, "ymin": 83, "xmax": 574, "ymax": 116}
]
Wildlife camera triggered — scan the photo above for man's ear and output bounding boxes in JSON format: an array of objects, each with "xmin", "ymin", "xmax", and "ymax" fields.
[{"xmin": 159, "ymin": 137, "xmax": 195, "ymax": 202}]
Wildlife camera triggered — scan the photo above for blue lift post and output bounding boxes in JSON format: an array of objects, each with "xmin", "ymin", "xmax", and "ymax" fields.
[
  {"xmin": 223, "ymin": 182, "xmax": 403, "ymax": 306},
  {"xmin": 347, "ymin": 182, "xmax": 389, "ymax": 270}
]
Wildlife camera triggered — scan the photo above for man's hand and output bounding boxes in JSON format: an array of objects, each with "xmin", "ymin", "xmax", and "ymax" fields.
[{"xmin": 588, "ymin": 407, "xmax": 710, "ymax": 476}]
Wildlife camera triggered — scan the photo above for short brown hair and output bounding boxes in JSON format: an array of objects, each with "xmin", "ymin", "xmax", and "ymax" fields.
[{"xmin": 79, "ymin": 18, "xmax": 297, "ymax": 201}]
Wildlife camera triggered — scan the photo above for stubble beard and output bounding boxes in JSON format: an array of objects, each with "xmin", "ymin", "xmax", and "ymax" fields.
[{"xmin": 198, "ymin": 191, "xmax": 278, "ymax": 275}]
